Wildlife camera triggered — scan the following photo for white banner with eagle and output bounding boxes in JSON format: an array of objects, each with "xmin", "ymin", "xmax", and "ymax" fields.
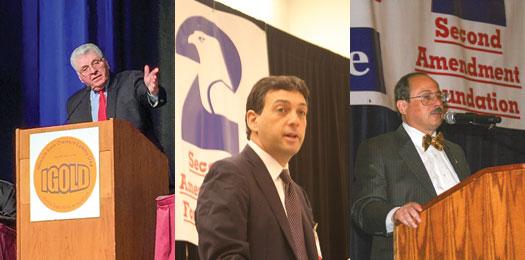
[{"xmin": 174, "ymin": 0, "xmax": 269, "ymax": 244}]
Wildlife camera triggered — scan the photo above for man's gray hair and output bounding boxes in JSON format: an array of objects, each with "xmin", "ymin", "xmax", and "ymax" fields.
[{"xmin": 70, "ymin": 43, "xmax": 104, "ymax": 71}]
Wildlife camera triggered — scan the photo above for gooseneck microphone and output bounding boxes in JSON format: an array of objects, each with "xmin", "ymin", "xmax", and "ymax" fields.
[{"xmin": 443, "ymin": 111, "xmax": 502, "ymax": 125}]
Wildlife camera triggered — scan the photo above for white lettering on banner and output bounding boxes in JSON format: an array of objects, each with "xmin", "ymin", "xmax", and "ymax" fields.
[{"xmin": 350, "ymin": 51, "xmax": 370, "ymax": 76}]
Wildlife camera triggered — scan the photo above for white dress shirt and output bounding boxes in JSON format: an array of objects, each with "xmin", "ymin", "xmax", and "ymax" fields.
[
  {"xmin": 248, "ymin": 141, "xmax": 289, "ymax": 215},
  {"xmin": 385, "ymin": 123, "xmax": 460, "ymax": 233}
]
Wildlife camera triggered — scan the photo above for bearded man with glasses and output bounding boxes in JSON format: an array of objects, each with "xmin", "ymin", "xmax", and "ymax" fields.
[
  {"xmin": 351, "ymin": 72, "xmax": 471, "ymax": 259},
  {"xmin": 66, "ymin": 43, "xmax": 166, "ymax": 148}
]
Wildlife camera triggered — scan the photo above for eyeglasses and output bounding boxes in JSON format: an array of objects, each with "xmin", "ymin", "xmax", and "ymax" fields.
[
  {"xmin": 407, "ymin": 92, "xmax": 449, "ymax": 106},
  {"xmin": 78, "ymin": 58, "xmax": 105, "ymax": 76}
]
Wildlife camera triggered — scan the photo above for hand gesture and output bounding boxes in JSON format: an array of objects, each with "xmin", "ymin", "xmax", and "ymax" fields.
[
  {"xmin": 144, "ymin": 65, "xmax": 159, "ymax": 96},
  {"xmin": 393, "ymin": 202, "xmax": 423, "ymax": 228}
]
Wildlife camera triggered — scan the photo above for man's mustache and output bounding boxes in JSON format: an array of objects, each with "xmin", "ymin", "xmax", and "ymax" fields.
[{"xmin": 432, "ymin": 107, "xmax": 443, "ymax": 114}]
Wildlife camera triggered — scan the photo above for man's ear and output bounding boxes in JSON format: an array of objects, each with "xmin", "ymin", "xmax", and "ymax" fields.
[
  {"xmin": 78, "ymin": 74, "xmax": 86, "ymax": 84},
  {"xmin": 396, "ymin": 100, "xmax": 408, "ymax": 116},
  {"xmin": 246, "ymin": 110, "xmax": 259, "ymax": 134}
]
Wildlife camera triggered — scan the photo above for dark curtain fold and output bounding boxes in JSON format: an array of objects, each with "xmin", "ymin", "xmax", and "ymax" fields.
[
  {"xmin": 267, "ymin": 26, "xmax": 350, "ymax": 260},
  {"xmin": 1, "ymin": 2, "xmax": 23, "ymax": 183},
  {"xmin": 349, "ymin": 105, "xmax": 525, "ymax": 259},
  {"xmin": 158, "ymin": 0, "xmax": 176, "ymax": 192}
]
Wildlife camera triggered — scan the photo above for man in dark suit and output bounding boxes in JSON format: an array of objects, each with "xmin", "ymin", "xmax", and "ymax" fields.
[
  {"xmin": 351, "ymin": 72, "xmax": 471, "ymax": 259},
  {"xmin": 196, "ymin": 76, "xmax": 319, "ymax": 260},
  {"xmin": 66, "ymin": 43, "xmax": 166, "ymax": 146}
]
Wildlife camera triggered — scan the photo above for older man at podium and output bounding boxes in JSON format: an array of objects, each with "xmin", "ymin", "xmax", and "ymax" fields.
[
  {"xmin": 351, "ymin": 72, "xmax": 471, "ymax": 259},
  {"xmin": 66, "ymin": 43, "xmax": 167, "ymax": 147}
]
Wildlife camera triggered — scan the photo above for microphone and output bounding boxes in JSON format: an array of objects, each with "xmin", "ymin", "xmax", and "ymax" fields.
[{"xmin": 443, "ymin": 111, "xmax": 502, "ymax": 125}]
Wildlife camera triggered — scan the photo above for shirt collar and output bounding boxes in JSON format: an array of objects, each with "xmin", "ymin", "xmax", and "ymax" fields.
[
  {"xmin": 402, "ymin": 122, "xmax": 437, "ymax": 150},
  {"xmin": 248, "ymin": 140, "xmax": 288, "ymax": 182},
  {"xmin": 90, "ymin": 81, "xmax": 110, "ymax": 94}
]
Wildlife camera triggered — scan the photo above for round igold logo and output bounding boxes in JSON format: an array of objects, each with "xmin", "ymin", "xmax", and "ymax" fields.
[{"xmin": 34, "ymin": 136, "xmax": 97, "ymax": 212}]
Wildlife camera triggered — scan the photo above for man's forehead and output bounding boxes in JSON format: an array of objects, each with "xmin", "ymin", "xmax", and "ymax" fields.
[
  {"xmin": 267, "ymin": 98, "xmax": 307, "ymax": 110},
  {"xmin": 266, "ymin": 89, "xmax": 306, "ymax": 100},
  {"xmin": 77, "ymin": 51, "xmax": 101, "ymax": 64},
  {"xmin": 271, "ymin": 99, "xmax": 308, "ymax": 107},
  {"xmin": 410, "ymin": 76, "xmax": 439, "ymax": 93}
]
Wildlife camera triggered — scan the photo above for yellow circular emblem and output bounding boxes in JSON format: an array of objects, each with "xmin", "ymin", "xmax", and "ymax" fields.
[{"xmin": 34, "ymin": 137, "xmax": 96, "ymax": 212}]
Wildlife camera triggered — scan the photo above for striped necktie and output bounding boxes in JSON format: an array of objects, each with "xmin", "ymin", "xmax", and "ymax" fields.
[{"xmin": 281, "ymin": 169, "xmax": 308, "ymax": 260}]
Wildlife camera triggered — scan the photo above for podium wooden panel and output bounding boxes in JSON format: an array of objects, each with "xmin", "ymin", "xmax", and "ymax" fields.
[
  {"xmin": 16, "ymin": 119, "xmax": 168, "ymax": 259},
  {"xmin": 394, "ymin": 163, "xmax": 525, "ymax": 259}
]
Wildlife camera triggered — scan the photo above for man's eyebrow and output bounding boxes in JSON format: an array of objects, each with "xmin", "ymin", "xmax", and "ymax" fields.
[
  {"xmin": 415, "ymin": 90, "xmax": 433, "ymax": 95},
  {"xmin": 272, "ymin": 99, "xmax": 291, "ymax": 104},
  {"xmin": 272, "ymin": 100, "xmax": 307, "ymax": 107}
]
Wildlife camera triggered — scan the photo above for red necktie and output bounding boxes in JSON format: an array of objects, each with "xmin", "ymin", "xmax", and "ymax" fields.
[
  {"xmin": 281, "ymin": 169, "xmax": 308, "ymax": 260},
  {"xmin": 98, "ymin": 89, "xmax": 107, "ymax": 121}
]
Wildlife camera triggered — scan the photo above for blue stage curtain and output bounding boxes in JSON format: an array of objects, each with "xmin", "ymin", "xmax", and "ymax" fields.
[
  {"xmin": 2, "ymin": 1, "xmax": 171, "ymax": 185},
  {"xmin": 22, "ymin": 0, "xmax": 116, "ymax": 127}
]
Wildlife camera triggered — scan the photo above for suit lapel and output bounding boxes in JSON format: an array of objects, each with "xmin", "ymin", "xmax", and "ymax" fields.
[
  {"xmin": 106, "ymin": 75, "xmax": 118, "ymax": 119},
  {"xmin": 77, "ymin": 87, "xmax": 93, "ymax": 121},
  {"xmin": 443, "ymin": 143, "xmax": 469, "ymax": 181},
  {"xmin": 302, "ymin": 215, "xmax": 317, "ymax": 260},
  {"xmin": 396, "ymin": 126, "xmax": 437, "ymax": 197},
  {"xmin": 242, "ymin": 147, "xmax": 299, "ymax": 258}
]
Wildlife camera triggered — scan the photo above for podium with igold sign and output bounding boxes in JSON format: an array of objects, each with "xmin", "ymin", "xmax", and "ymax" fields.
[{"xmin": 16, "ymin": 119, "xmax": 168, "ymax": 259}]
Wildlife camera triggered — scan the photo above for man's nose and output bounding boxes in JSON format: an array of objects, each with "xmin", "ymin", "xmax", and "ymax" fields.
[
  {"xmin": 287, "ymin": 111, "xmax": 301, "ymax": 125},
  {"xmin": 87, "ymin": 66, "xmax": 98, "ymax": 74}
]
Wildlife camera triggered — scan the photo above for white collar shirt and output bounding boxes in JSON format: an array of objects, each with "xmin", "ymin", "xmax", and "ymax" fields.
[
  {"xmin": 386, "ymin": 123, "xmax": 462, "ymax": 233},
  {"xmin": 248, "ymin": 141, "xmax": 289, "ymax": 215},
  {"xmin": 402, "ymin": 123, "xmax": 460, "ymax": 195}
]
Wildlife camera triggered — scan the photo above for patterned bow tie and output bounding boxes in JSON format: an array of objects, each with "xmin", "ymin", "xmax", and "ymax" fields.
[{"xmin": 422, "ymin": 132, "xmax": 444, "ymax": 151}]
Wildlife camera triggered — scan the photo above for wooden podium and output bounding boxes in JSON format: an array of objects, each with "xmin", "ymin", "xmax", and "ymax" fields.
[
  {"xmin": 394, "ymin": 164, "xmax": 525, "ymax": 259},
  {"xmin": 16, "ymin": 119, "xmax": 168, "ymax": 259}
]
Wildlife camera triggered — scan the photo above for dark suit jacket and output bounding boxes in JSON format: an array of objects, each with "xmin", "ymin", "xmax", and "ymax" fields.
[
  {"xmin": 351, "ymin": 125, "xmax": 471, "ymax": 260},
  {"xmin": 196, "ymin": 146, "xmax": 318, "ymax": 260},
  {"xmin": 66, "ymin": 70, "xmax": 167, "ymax": 147}
]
